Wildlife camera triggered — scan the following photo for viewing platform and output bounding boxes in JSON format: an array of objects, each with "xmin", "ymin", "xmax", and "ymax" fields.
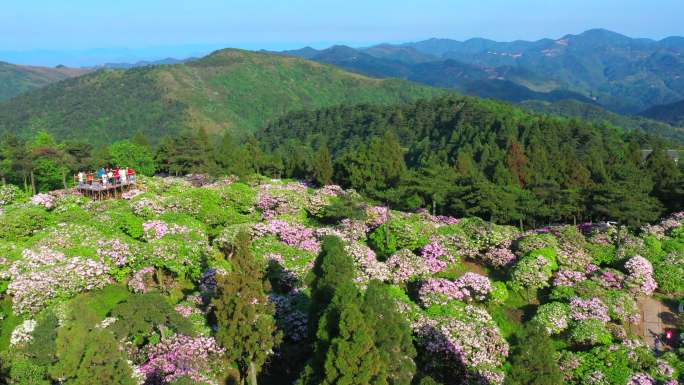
[{"xmin": 74, "ymin": 174, "xmax": 138, "ymax": 200}]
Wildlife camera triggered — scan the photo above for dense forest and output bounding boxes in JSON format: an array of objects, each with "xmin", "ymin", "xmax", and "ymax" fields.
[
  {"xmin": 1, "ymin": 96, "xmax": 683, "ymax": 230},
  {"xmin": 256, "ymin": 96, "xmax": 684, "ymax": 227}
]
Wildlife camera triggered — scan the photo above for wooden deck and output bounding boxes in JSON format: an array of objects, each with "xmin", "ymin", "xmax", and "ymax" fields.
[{"xmin": 76, "ymin": 179, "xmax": 137, "ymax": 200}]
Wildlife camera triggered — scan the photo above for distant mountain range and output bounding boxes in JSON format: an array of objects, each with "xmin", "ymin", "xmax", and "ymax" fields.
[
  {"xmin": 0, "ymin": 49, "xmax": 444, "ymax": 144},
  {"xmin": 275, "ymin": 29, "xmax": 684, "ymax": 114},
  {"xmin": 0, "ymin": 62, "xmax": 91, "ymax": 101}
]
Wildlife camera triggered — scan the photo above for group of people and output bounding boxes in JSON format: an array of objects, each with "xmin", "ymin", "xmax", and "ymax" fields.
[{"xmin": 77, "ymin": 167, "xmax": 136, "ymax": 187}]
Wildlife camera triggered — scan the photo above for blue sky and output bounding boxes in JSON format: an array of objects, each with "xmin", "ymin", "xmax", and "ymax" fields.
[{"xmin": 2, "ymin": 0, "xmax": 683, "ymax": 66}]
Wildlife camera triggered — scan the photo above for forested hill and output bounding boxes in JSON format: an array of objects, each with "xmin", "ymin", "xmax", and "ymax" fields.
[
  {"xmin": 0, "ymin": 49, "xmax": 444, "ymax": 145},
  {"xmin": 0, "ymin": 61, "xmax": 90, "ymax": 101},
  {"xmin": 257, "ymin": 96, "xmax": 684, "ymax": 225},
  {"xmin": 520, "ymin": 99, "xmax": 684, "ymax": 144},
  {"xmin": 641, "ymin": 98, "xmax": 684, "ymax": 127}
]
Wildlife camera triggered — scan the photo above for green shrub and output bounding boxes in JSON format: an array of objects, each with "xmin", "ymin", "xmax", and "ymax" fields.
[
  {"xmin": 0, "ymin": 206, "xmax": 51, "ymax": 241},
  {"xmin": 368, "ymin": 216, "xmax": 433, "ymax": 258},
  {"xmin": 569, "ymin": 320, "xmax": 612, "ymax": 346}
]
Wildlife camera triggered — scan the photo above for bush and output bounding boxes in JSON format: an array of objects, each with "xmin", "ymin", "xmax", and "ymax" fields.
[
  {"xmin": 368, "ymin": 216, "xmax": 433, "ymax": 258},
  {"xmin": 317, "ymin": 195, "xmax": 367, "ymax": 224},
  {"xmin": 569, "ymin": 319, "xmax": 612, "ymax": 346},
  {"xmin": 0, "ymin": 184, "xmax": 25, "ymax": 206},
  {"xmin": 0, "ymin": 206, "xmax": 51, "ymax": 241}
]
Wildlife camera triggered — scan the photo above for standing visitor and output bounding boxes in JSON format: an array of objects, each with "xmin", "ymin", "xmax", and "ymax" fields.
[
  {"xmin": 128, "ymin": 167, "xmax": 136, "ymax": 183},
  {"xmin": 77, "ymin": 171, "xmax": 85, "ymax": 186},
  {"xmin": 107, "ymin": 169, "xmax": 114, "ymax": 185},
  {"xmin": 114, "ymin": 166, "xmax": 121, "ymax": 184},
  {"xmin": 120, "ymin": 167, "xmax": 127, "ymax": 184},
  {"xmin": 87, "ymin": 172, "xmax": 94, "ymax": 185}
]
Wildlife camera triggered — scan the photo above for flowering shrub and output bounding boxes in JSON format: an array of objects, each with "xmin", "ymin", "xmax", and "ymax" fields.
[
  {"xmin": 3, "ymin": 248, "xmax": 110, "ymax": 313},
  {"xmin": 419, "ymin": 273, "xmax": 492, "ymax": 306},
  {"xmin": 509, "ymin": 253, "xmax": 554, "ymax": 290},
  {"xmin": 569, "ymin": 297, "xmax": 610, "ymax": 323},
  {"xmin": 420, "ymin": 240, "xmax": 453, "ymax": 273},
  {"xmin": 140, "ymin": 335, "xmax": 225, "ymax": 384},
  {"xmin": 533, "ymin": 302, "xmax": 571, "ymax": 335},
  {"xmin": 97, "ymin": 238, "xmax": 137, "ymax": 267},
  {"xmin": 10, "ymin": 319, "xmax": 37, "ymax": 346},
  {"xmin": 0, "ymin": 184, "xmax": 23, "ymax": 206},
  {"xmin": 129, "ymin": 267, "xmax": 155, "ymax": 293},
  {"xmin": 142, "ymin": 220, "xmax": 190, "ymax": 240},
  {"xmin": 414, "ymin": 305, "xmax": 509, "ymax": 384},
  {"xmin": 253, "ymin": 220, "xmax": 320, "ymax": 253},
  {"xmin": 624, "ymin": 256, "xmax": 657, "ymax": 295},
  {"xmin": 385, "ymin": 249, "xmax": 431, "ymax": 283},
  {"xmin": 30, "ymin": 193, "xmax": 55, "ymax": 209},
  {"xmin": 569, "ymin": 319, "xmax": 612, "ymax": 346},
  {"xmin": 366, "ymin": 206, "xmax": 389, "ymax": 228},
  {"xmin": 553, "ymin": 269, "xmax": 587, "ymax": 287},
  {"xmin": 482, "ymin": 240, "xmax": 517, "ymax": 268},
  {"xmin": 627, "ymin": 373, "xmax": 655, "ymax": 385},
  {"xmin": 654, "ymin": 252, "xmax": 684, "ymax": 294}
]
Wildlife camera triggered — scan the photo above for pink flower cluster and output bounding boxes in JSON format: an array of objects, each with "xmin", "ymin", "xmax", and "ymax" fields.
[
  {"xmin": 642, "ymin": 211, "xmax": 684, "ymax": 238},
  {"xmin": 97, "ymin": 239, "xmax": 134, "ymax": 266},
  {"xmin": 143, "ymin": 221, "xmax": 190, "ymax": 241},
  {"xmin": 627, "ymin": 373, "xmax": 655, "ymax": 385},
  {"xmin": 141, "ymin": 335, "xmax": 225, "ymax": 385},
  {"xmin": 3, "ymin": 248, "xmax": 110, "ymax": 313},
  {"xmin": 414, "ymin": 306, "xmax": 508, "ymax": 385},
  {"xmin": 30, "ymin": 193, "xmax": 55, "ymax": 209},
  {"xmin": 482, "ymin": 240, "xmax": 516, "ymax": 268},
  {"xmin": 385, "ymin": 249, "xmax": 431, "ymax": 283},
  {"xmin": 257, "ymin": 192, "xmax": 293, "ymax": 219},
  {"xmin": 419, "ymin": 273, "xmax": 492, "ymax": 306},
  {"xmin": 345, "ymin": 242, "xmax": 389, "ymax": 282},
  {"xmin": 174, "ymin": 304, "xmax": 198, "ymax": 318},
  {"xmin": 570, "ymin": 297, "xmax": 610, "ymax": 323},
  {"xmin": 624, "ymin": 256, "xmax": 657, "ymax": 295},
  {"xmin": 366, "ymin": 206, "xmax": 389, "ymax": 228},
  {"xmin": 420, "ymin": 240, "xmax": 451, "ymax": 273},
  {"xmin": 253, "ymin": 220, "xmax": 321, "ymax": 253},
  {"xmin": 129, "ymin": 267, "xmax": 155, "ymax": 293},
  {"xmin": 553, "ymin": 270, "xmax": 587, "ymax": 287}
]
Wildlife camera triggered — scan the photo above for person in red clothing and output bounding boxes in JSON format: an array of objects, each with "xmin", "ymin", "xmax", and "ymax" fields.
[
  {"xmin": 114, "ymin": 166, "xmax": 121, "ymax": 184},
  {"xmin": 127, "ymin": 167, "xmax": 136, "ymax": 183}
]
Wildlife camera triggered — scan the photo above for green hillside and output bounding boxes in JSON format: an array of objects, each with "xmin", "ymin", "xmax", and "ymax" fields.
[
  {"xmin": 0, "ymin": 49, "xmax": 446, "ymax": 144},
  {"xmin": 0, "ymin": 62, "xmax": 90, "ymax": 101}
]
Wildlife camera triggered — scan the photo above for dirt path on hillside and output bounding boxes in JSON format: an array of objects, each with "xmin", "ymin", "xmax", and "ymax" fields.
[{"xmin": 637, "ymin": 297, "xmax": 678, "ymax": 350}]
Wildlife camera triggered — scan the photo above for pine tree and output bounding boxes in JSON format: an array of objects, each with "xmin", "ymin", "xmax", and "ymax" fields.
[
  {"xmin": 312, "ymin": 143, "xmax": 333, "ymax": 186},
  {"xmin": 505, "ymin": 323, "xmax": 564, "ymax": 385},
  {"xmin": 307, "ymin": 236, "xmax": 356, "ymax": 334},
  {"xmin": 321, "ymin": 291, "xmax": 386, "ymax": 385},
  {"xmin": 213, "ymin": 231, "xmax": 282, "ymax": 385},
  {"xmin": 363, "ymin": 281, "xmax": 416, "ymax": 385},
  {"xmin": 216, "ymin": 131, "xmax": 251, "ymax": 177}
]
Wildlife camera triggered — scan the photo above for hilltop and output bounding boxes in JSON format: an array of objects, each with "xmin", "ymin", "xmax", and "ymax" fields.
[
  {"xmin": 0, "ymin": 49, "xmax": 444, "ymax": 144},
  {"xmin": 0, "ymin": 61, "xmax": 90, "ymax": 101}
]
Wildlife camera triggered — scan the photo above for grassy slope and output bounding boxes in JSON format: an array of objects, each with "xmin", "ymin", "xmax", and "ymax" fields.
[
  {"xmin": 0, "ymin": 49, "xmax": 446, "ymax": 144},
  {"xmin": 0, "ymin": 62, "xmax": 91, "ymax": 101}
]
